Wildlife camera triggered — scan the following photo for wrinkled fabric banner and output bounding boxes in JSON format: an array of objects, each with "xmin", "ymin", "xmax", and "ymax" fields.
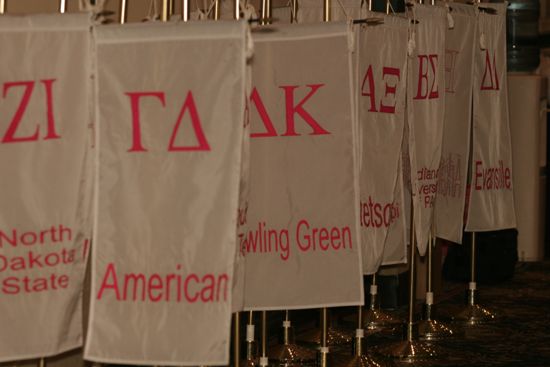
[
  {"xmin": 0, "ymin": 14, "xmax": 93, "ymax": 362},
  {"xmin": 273, "ymin": 0, "xmax": 367, "ymax": 23},
  {"xmin": 85, "ymin": 21, "xmax": 248, "ymax": 366},
  {"xmin": 465, "ymin": 3, "xmax": 516, "ymax": 231},
  {"xmin": 357, "ymin": 16, "xmax": 408, "ymax": 273},
  {"xmin": 434, "ymin": 3, "xmax": 476, "ymax": 243},
  {"xmin": 407, "ymin": 4, "xmax": 446, "ymax": 255},
  {"xmin": 381, "ymin": 155, "xmax": 408, "ymax": 266},
  {"xmin": 235, "ymin": 23, "xmax": 364, "ymax": 310}
]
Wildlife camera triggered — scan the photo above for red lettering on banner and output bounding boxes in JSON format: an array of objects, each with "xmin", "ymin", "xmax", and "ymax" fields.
[
  {"xmin": 95, "ymin": 262, "xmax": 229, "ymax": 303},
  {"xmin": 361, "ymin": 66, "xmax": 401, "ymax": 114},
  {"xmin": 250, "ymin": 85, "xmax": 330, "ymax": 137},
  {"xmin": 126, "ymin": 92, "xmax": 165, "ymax": 152},
  {"xmin": 437, "ymin": 153, "xmax": 463, "ymax": 198},
  {"xmin": 360, "ymin": 196, "xmax": 400, "ymax": 228},
  {"xmin": 280, "ymin": 84, "xmax": 329, "ymax": 136},
  {"xmin": 296, "ymin": 219, "xmax": 352, "ymax": 252},
  {"xmin": 238, "ymin": 218, "xmax": 353, "ymax": 260},
  {"xmin": 1, "ymin": 274, "xmax": 69, "ymax": 295},
  {"xmin": 380, "ymin": 67, "xmax": 400, "ymax": 113},
  {"xmin": 0, "ymin": 224, "xmax": 72, "ymax": 249},
  {"xmin": 126, "ymin": 91, "xmax": 210, "ymax": 152},
  {"xmin": 417, "ymin": 167, "xmax": 439, "ymax": 208},
  {"xmin": 481, "ymin": 50, "xmax": 500, "ymax": 91},
  {"xmin": 239, "ymin": 222, "xmax": 290, "ymax": 261},
  {"xmin": 168, "ymin": 92, "xmax": 210, "ymax": 151},
  {"xmin": 361, "ymin": 65, "xmax": 377, "ymax": 112},
  {"xmin": 445, "ymin": 49, "xmax": 459, "ymax": 94},
  {"xmin": 414, "ymin": 54, "xmax": 439, "ymax": 100},
  {"xmin": 2, "ymin": 79, "xmax": 60, "ymax": 143},
  {"xmin": 249, "ymin": 87, "xmax": 278, "ymax": 137},
  {"xmin": 474, "ymin": 160, "xmax": 511, "ymax": 191},
  {"xmin": 41, "ymin": 79, "xmax": 61, "ymax": 140}
]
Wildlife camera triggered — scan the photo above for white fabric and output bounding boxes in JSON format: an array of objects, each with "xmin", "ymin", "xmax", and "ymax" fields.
[
  {"xmin": 0, "ymin": 14, "xmax": 93, "ymax": 362},
  {"xmin": 85, "ymin": 21, "xmax": 249, "ymax": 366},
  {"xmin": 465, "ymin": 3, "xmax": 516, "ymax": 231},
  {"xmin": 406, "ymin": 4, "xmax": 447, "ymax": 255},
  {"xmin": 356, "ymin": 15, "xmax": 409, "ymax": 273},
  {"xmin": 381, "ymin": 154, "xmax": 408, "ymax": 265},
  {"xmin": 434, "ymin": 3, "xmax": 476, "ymax": 243},
  {"xmin": 236, "ymin": 22, "xmax": 364, "ymax": 310}
]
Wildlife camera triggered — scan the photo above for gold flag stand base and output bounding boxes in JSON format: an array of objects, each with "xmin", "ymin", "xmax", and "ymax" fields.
[
  {"xmin": 297, "ymin": 326, "xmax": 354, "ymax": 350},
  {"xmin": 268, "ymin": 312, "xmax": 317, "ymax": 366},
  {"xmin": 333, "ymin": 354, "xmax": 394, "ymax": 367},
  {"xmin": 418, "ymin": 318, "xmax": 456, "ymax": 341},
  {"xmin": 418, "ymin": 302, "xmax": 457, "ymax": 341},
  {"xmin": 334, "ymin": 331, "xmax": 396, "ymax": 367},
  {"xmin": 453, "ymin": 288, "xmax": 497, "ymax": 326},
  {"xmin": 374, "ymin": 323, "xmax": 438, "ymax": 363},
  {"xmin": 268, "ymin": 343, "xmax": 317, "ymax": 366},
  {"xmin": 297, "ymin": 309, "xmax": 354, "ymax": 351},
  {"xmin": 362, "ymin": 276, "xmax": 402, "ymax": 332},
  {"xmin": 363, "ymin": 309, "xmax": 402, "ymax": 332},
  {"xmin": 375, "ymin": 339, "xmax": 437, "ymax": 363}
]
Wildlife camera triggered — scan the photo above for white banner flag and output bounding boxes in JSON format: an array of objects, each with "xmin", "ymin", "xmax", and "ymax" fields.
[
  {"xmin": 407, "ymin": 4, "xmax": 446, "ymax": 255},
  {"xmin": 381, "ymin": 155, "xmax": 408, "ymax": 266},
  {"xmin": 85, "ymin": 21, "xmax": 249, "ymax": 366},
  {"xmin": 465, "ymin": 4, "xmax": 516, "ymax": 231},
  {"xmin": 0, "ymin": 14, "xmax": 93, "ymax": 362},
  {"xmin": 235, "ymin": 23, "xmax": 364, "ymax": 310},
  {"xmin": 357, "ymin": 16, "xmax": 409, "ymax": 273},
  {"xmin": 434, "ymin": 3, "xmax": 476, "ymax": 243}
]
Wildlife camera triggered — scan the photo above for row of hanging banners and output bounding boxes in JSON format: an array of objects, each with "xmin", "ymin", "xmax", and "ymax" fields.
[{"xmin": 0, "ymin": 1, "xmax": 516, "ymax": 365}]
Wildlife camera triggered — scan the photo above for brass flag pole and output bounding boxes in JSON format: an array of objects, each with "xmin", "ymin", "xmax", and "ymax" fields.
[
  {"xmin": 162, "ymin": 0, "xmax": 169, "ymax": 21},
  {"xmin": 234, "ymin": 313, "xmax": 241, "ymax": 367},
  {"xmin": 119, "ymin": 0, "xmax": 128, "ymax": 24},
  {"xmin": 243, "ymin": 311, "xmax": 258, "ymax": 366},
  {"xmin": 259, "ymin": 311, "xmax": 268, "ymax": 367},
  {"xmin": 268, "ymin": 310, "xmax": 316, "ymax": 366},
  {"xmin": 59, "ymin": 0, "xmax": 67, "ymax": 13},
  {"xmin": 0, "ymin": 0, "xmax": 5, "ymax": 14},
  {"xmin": 418, "ymin": 227, "xmax": 456, "ymax": 341},
  {"xmin": 359, "ymin": 0, "xmax": 402, "ymax": 336},
  {"xmin": 182, "ymin": 0, "xmax": 190, "ymax": 22},
  {"xmin": 453, "ymin": 231, "xmax": 497, "ymax": 324},
  {"xmin": 375, "ymin": 198, "xmax": 437, "ymax": 362}
]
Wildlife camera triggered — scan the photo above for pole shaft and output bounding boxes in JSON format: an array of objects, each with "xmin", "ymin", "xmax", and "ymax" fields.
[
  {"xmin": 386, "ymin": 0, "xmax": 390, "ymax": 14},
  {"xmin": 471, "ymin": 232, "xmax": 476, "ymax": 283},
  {"xmin": 182, "ymin": 0, "xmax": 190, "ymax": 21},
  {"xmin": 169, "ymin": 0, "xmax": 175, "ymax": 16},
  {"xmin": 356, "ymin": 306, "xmax": 363, "ymax": 357},
  {"xmin": 261, "ymin": 0, "xmax": 272, "ymax": 24},
  {"xmin": 162, "ymin": 0, "xmax": 169, "ymax": 21},
  {"xmin": 323, "ymin": 0, "xmax": 331, "ymax": 22},
  {"xmin": 234, "ymin": 313, "xmax": 240, "ymax": 367},
  {"xmin": 119, "ymin": 0, "xmax": 127, "ymax": 24},
  {"xmin": 214, "ymin": 0, "xmax": 220, "ymax": 20},
  {"xmin": 234, "ymin": 0, "xmax": 240, "ymax": 19},
  {"xmin": 427, "ymin": 232, "xmax": 432, "ymax": 293},
  {"xmin": 261, "ymin": 311, "xmax": 267, "ymax": 357},
  {"xmin": 322, "ymin": 308, "xmax": 328, "ymax": 347},
  {"xmin": 59, "ymin": 0, "xmax": 67, "ymax": 13},
  {"xmin": 0, "ymin": 0, "xmax": 5, "ymax": 15},
  {"xmin": 407, "ymin": 198, "xmax": 416, "ymax": 342}
]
